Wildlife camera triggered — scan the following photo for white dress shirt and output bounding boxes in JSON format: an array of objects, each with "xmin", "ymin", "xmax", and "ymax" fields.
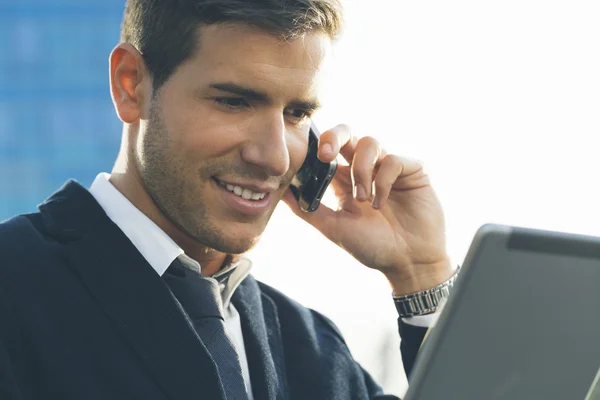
[{"xmin": 89, "ymin": 173, "xmax": 254, "ymax": 399}]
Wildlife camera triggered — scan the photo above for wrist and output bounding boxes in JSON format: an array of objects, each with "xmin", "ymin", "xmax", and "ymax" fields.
[
  {"xmin": 385, "ymin": 258, "xmax": 456, "ymax": 296},
  {"xmin": 392, "ymin": 265, "xmax": 460, "ymax": 318}
]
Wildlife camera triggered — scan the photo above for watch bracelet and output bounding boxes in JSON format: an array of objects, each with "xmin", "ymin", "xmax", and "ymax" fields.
[{"xmin": 393, "ymin": 265, "xmax": 461, "ymax": 318}]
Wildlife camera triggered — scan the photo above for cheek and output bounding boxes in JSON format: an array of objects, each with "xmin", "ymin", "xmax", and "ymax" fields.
[
  {"xmin": 169, "ymin": 107, "xmax": 248, "ymax": 157},
  {"xmin": 287, "ymin": 133, "xmax": 309, "ymax": 174},
  {"xmin": 158, "ymin": 110, "xmax": 214, "ymax": 162}
]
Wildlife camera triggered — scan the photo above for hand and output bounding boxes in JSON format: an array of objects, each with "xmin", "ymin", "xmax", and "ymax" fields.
[{"xmin": 282, "ymin": 124, "xmax": 455, "ymax": 296}]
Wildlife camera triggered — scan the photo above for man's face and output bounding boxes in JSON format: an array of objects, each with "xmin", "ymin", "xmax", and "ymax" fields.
[{"xmin": 136, "ymin": 24, "xmax": 330, "ymax": 254}]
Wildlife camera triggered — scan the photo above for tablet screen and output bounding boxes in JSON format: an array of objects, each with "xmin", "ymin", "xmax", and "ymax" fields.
[{"xmin": 407, "ymin": 227, "xmax": 600, "ymax": 400}]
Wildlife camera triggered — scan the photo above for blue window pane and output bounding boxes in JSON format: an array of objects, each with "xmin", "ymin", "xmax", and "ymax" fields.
[{"xmin": 0, "ymin": 1, "xmax": 124, "ymax": 220}]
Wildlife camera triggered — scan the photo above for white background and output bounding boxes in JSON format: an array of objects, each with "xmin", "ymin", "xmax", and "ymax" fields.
[{"xmin": 249, "ymin": 1, "xmax": 600, "ymax": 396}]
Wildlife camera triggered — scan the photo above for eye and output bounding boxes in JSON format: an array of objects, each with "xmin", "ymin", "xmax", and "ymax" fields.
[
  {"xmin": 285, "ymin": 108, "xmax": 311, "ymax": 122},
  {"xmin": 213, "ymin": 97, "xmax": 249, "ymax": 110}
]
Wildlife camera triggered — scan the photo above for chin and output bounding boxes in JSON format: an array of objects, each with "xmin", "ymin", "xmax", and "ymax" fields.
[
  {"xmin": 227, "ymin": 225, "xmax": 266, "ymax": 252},
  {"xmin": 213, "ymin": 212, "xmax": 273, "ymax": 249},
  {"xmin": 192, "ymin": 220, "xmax": 264, "ymax": 255},
  {"xmin": 212, "ymin": 235, "xmax": 261, "ymax": 255}
]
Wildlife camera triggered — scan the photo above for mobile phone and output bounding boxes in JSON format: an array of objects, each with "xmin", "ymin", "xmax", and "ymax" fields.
[{"xmin": 289, "ymin": 122, "xmax": 338, "ymax": 212}]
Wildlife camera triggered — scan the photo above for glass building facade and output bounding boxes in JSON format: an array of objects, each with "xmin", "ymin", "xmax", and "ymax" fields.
[{"xmin": 0, "ymin": 1, "xmax": 125, "ymax": 221}]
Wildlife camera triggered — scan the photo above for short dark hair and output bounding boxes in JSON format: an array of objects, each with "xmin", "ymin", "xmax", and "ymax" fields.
[{"xmin": 120, "ymin": 0, "xmax": 344, "ymax": 91}]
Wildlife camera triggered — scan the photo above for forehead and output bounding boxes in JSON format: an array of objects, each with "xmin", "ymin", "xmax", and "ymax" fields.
[{"xmin": 175, "ymin": 23, "xmax": 332, "ymax": 96}]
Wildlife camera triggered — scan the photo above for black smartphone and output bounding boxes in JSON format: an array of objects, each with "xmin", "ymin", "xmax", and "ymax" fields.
[{"xmin": 289, "ymin": 122, "xmax": 338, "ymax": 212}]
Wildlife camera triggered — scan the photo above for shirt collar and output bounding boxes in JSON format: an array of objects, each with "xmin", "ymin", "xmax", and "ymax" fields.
[
  {"xmin": 89, "ymin": 173, "xmax": 252, "ymax": 306},
  {"xmin": 178, "ymin": 253, "xmax": 252, "ymax": 308}
]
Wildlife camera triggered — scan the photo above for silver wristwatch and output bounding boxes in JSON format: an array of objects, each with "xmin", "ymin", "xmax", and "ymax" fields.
[{"xmin": 393, "ymin": 266, "xmax": 461, "ymax": 318}]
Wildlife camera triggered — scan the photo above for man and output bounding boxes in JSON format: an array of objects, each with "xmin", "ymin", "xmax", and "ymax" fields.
[{"xmin": 0, "ymin": 0, "xmax": 457, "ymax": 399}]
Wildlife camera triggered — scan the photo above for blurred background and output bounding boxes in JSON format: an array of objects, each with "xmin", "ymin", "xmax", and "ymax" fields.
[{"xmin": 1, "ymin": 0, "xmax": 599, "ymax": 397}]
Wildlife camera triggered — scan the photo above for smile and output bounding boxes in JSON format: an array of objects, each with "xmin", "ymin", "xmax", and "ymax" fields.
[{"xmin": 215, "ymin": 179, "xmax": 268, "ymax": 201}]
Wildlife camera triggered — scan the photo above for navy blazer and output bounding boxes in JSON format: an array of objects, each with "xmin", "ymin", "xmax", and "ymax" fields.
[{"xmin": 0, "ymin": 181, "xmax": 427, "ymax": 399}]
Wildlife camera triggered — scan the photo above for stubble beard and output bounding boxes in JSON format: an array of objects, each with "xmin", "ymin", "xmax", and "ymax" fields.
[{"xmin": 135, "ymin": 104, "xmax": 263, "ymax": 255}]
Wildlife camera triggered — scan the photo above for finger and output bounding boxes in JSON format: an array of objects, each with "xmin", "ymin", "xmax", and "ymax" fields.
[
  {"xmin": 351, "ymin": 137, "xmax": 381, "ymax": 201},
  {"xmin": 373, "ymin": 156, "xmax": 428, "ymax": 208},
  {"xmin": 391, "ymin": 157, "xmax": 430, "ymax": 191},
  {"xmin": 328, "ymin": 164, "xmax": 353, "ymax": 196},
  {"xmin": 372, "ymin": 155, "xmax": 405, "ymax": 209},
  {"xmin": 318, "ymin": 124, "xmax": 355, "ymax": 163}
]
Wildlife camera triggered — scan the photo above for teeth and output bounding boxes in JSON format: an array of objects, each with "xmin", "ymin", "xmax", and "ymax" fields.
[
  {"xmin": 242, "ymin": 189, "xmax": 253, "ymax": 200},
  {"xmin": 219, "ymin": 181, "xmax": 267, "ymax": 201}
]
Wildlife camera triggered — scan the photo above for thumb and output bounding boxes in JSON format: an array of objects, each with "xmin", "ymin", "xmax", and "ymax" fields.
[{"xmin": 281, "ymin": 188, "xmax": 338, "ymax": 240}]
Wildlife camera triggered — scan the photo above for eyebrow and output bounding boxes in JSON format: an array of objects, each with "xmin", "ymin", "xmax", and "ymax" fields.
[{"xmin": 209, "ymin": 82, "xmax": 321, "ymax": 112}]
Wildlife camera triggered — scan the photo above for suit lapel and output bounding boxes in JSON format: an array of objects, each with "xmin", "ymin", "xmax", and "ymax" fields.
[
  {"xmin": 232, "ymin": 276, "xmax": 287, "ymax": 400},
  {"xmin": 39, "ymin": 181, "xmax": 226, "ymax": 400}
]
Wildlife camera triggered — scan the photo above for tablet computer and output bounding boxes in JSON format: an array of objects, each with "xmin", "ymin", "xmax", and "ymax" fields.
[{"xmin": 404, "ymin": 224, "xmax": 600, "ymax": 400}]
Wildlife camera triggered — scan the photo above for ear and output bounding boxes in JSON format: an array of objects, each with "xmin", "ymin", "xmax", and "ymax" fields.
[{"xmin": 109, "ymin": 43, "xmax": 152, "ymax": 124}]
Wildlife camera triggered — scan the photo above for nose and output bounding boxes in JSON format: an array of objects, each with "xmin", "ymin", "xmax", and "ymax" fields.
[{"xmin": 240, "ymin": 114, "xmax": 290, "ymax": 177}]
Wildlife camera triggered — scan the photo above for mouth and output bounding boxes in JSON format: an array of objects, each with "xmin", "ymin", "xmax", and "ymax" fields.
[
  {"xmin": 213, "ymin": 178, "xmax": 269, "ymax": 201},
  {"xmin": 212, "ymin": 178, "xmax": 274, "ymax": 216}
]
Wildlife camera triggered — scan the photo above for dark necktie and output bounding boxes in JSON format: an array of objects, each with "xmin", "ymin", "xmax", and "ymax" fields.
[{"xmin": 163, "ymin": 258, "xmax": 249, "ymax": 400}]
